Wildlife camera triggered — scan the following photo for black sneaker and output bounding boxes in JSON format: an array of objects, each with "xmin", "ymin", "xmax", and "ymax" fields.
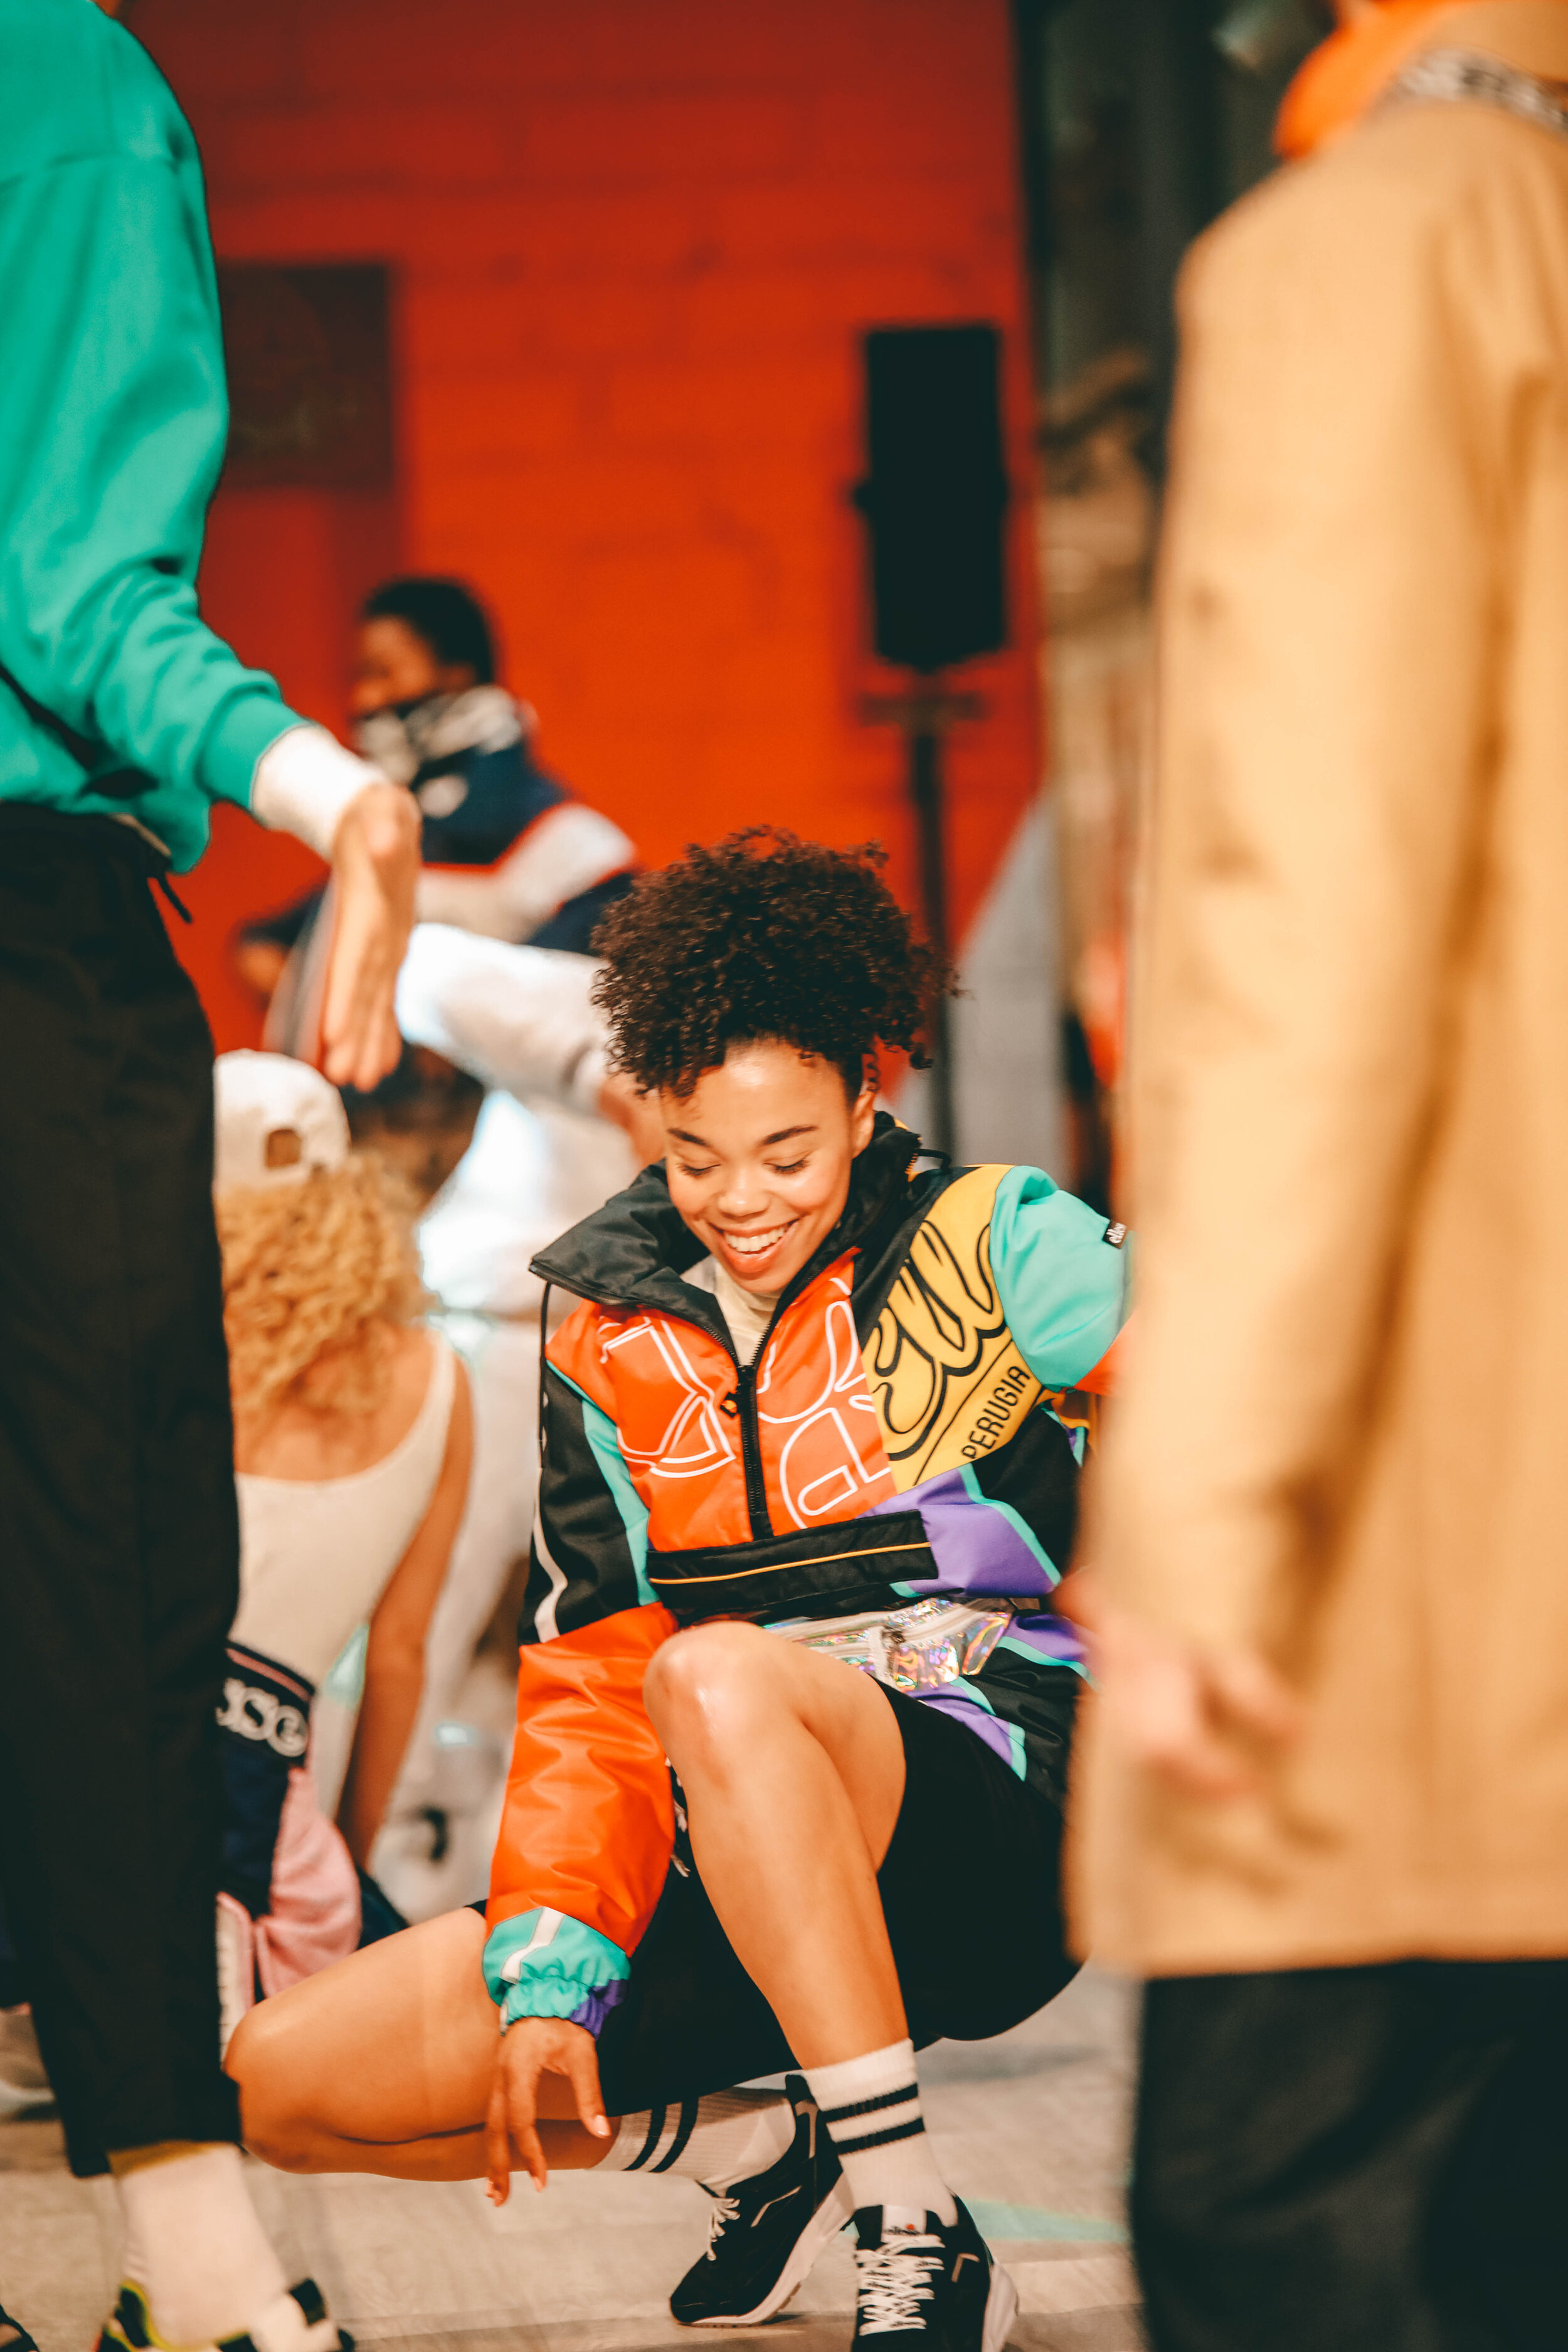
[
  {"xmin": 670, "ymin": 2074, "xmax": 854, "ymax": 2326},
  {"xmin": 851, "ymin": 2204, "xmax": 1017, "ymax": 2352}
]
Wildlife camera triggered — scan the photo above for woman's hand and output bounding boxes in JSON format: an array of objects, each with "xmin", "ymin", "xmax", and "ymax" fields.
[{"xmin": 484, "ymin": 2015, "xmax": 610, "ymax": 2201}]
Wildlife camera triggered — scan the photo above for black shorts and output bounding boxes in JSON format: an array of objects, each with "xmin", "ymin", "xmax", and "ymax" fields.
[{"xmin": 479, "ymin": 1675, "xmax": 1078, "ymax": 2115}]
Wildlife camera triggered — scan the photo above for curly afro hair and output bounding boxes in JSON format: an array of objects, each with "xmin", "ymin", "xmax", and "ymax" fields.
[{"xmin": 590, "ymin": 827, "xmax": 953, "ymax": 1098}]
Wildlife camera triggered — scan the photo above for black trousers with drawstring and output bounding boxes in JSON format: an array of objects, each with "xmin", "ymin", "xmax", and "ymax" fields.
[
  {"xmin": 0, "ymin": 808, "xmax": 240, "ymax": 2173},
  {"xmin": 1133, "ymin": 1959, "xmax": 1568, "ymax": 2352}
]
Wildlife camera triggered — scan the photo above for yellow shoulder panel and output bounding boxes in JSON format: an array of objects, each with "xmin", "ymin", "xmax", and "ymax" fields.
[{"xmin": 862, "ymin": 1165, "xmax": 1042, "ymax": 1490}]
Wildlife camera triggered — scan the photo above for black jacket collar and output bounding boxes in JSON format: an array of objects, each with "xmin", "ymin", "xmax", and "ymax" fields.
[{"xmin": 529, "ymin": 1111, "xmax": 929, "ymax": 1347}]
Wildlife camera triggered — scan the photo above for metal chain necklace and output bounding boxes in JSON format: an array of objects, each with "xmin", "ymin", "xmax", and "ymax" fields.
[{"xmin": 1382, "ymin": 46, "xmax": 1568, "ymax": 143}]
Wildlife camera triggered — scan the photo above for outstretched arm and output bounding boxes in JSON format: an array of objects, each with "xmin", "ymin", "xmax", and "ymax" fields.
[
  {"xmin": 395, "ymin": 923, "xmax": 662, "ymax": 1154},
  {"xmin": 396, "ymin": 926, "xmax": 611, "ymax": 1110},
  {"xmin": 482, "ymin": 1604, "xmax": 676, "ymax": 2193}
]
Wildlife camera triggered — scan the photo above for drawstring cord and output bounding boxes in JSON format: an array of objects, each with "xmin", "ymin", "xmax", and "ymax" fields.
[
  {"xmin": 537, "ymin": 1280, "xmax": 553, "ymax": 1467},
  {"xmin": 154, "ymin": 872, "xmax": 193, "ymax": 923}
]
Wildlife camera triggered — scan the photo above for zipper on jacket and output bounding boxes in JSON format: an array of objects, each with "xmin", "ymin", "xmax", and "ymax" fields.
[{"xmin": 723, "ymin": 1361, "xmax": 773, "ymax": 1540}]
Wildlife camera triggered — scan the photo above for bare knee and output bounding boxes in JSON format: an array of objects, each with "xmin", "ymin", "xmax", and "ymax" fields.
[
  {"xmin": 644, "ymin": 1622, "xmax": 779, "ymax": 1766},
  {"xmin": 227, "ymin": 2002, "xmax": 328, "ymax": 2174}
]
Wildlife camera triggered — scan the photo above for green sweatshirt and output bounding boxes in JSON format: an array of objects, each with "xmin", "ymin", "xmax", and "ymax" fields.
[{"xmin": 0, "ymin": 0, "xmax": 304, "ymax": 871}]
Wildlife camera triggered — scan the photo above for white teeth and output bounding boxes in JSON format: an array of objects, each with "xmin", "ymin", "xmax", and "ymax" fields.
[{"xmin": 724, "ymin": 1224, "xmax": 793, "ymax": 1256}]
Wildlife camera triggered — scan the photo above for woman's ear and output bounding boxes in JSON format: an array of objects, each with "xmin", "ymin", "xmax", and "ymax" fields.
[{"xmin": 849, "ymin": 1062, "xmax": 878, "ymax": 1153}]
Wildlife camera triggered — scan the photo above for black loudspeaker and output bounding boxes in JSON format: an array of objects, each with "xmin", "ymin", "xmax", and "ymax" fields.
[{"xmin": 856, "ymin": 323, "xmax": 1010, "ymax": 674}]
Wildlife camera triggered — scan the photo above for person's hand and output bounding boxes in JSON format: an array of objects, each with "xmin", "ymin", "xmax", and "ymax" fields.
[
  {"xmin": 597, "ymin": 1071, "xmax": 667, "ymax": 1165},
  {"xmin": 319, "ymin": 782, "xmax": 420, "ymax": 1091},
  {"xmin": 1052, "ymin": 1563, "xmax": 1104, "ymax": 1636},
  {"xmin": 484, "ymin": 2015, "xmax": 610, "ymax": 2202},
  {"xmin": 1093, "ymin": 1606, "xmax": 1304, "ymax": 1799}
]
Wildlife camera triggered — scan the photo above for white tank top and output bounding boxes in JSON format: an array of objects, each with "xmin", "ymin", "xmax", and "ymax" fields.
[{"xmin": 231, "ymin": 1335, "xmax": 458, "ymax": 1690}]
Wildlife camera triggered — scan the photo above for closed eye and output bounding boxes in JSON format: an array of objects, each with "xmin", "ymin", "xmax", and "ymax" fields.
[{"xmin": 769, "ymin": 1157, "xmax": 807, "ymax": 1175}]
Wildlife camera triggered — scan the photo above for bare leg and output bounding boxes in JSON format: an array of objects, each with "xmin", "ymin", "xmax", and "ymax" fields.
[
  {"xmin": 643, "ymin": 1623, "xmax": 906, "ymax": 2067},
  {"xmin": 239, "ymin": 1633, "xmax": 909, "ymax": 2175},
  {"xmin": 228, "ymin": 1909, "xmax": 614, "ymax": 2180}
]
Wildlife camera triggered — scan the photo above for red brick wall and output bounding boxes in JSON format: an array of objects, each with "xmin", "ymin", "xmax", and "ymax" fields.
[{"xmin": 134, "ymin": 0, "xmax": 1042, "ymax": 1049}]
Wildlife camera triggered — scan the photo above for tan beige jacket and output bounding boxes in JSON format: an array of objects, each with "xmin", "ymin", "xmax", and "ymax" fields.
[{"xmin": 1075, "ymin": 4, "xmax": 1568, "ymax": 1974}]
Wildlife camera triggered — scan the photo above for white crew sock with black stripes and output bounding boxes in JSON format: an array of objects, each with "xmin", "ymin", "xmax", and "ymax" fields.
[
  {"xmin": 805, "ymin": 2040, "xmax": 956, "ymax": 2227},
  {"xmin": 598, "ymin": 2087, "xmax": 797, "ymax": 2188}
]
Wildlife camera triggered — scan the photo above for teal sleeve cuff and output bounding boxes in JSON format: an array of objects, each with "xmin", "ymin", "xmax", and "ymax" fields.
[
  {"xmin": 482, "ymin": 1907, "xmax": 632, "ymax": 2038},
  {"xmin": 204, "ymin": 696, "xmax": 304, "ymax": 813}
]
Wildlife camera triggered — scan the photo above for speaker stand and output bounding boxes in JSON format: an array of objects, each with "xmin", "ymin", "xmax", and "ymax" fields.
[{"xmin": 861, "ymin": 685, "xmax": 985, "ymax": 1163}]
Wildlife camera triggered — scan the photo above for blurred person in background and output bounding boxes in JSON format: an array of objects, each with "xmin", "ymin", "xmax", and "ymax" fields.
[
  {"xmin": 245, "ymin": 596, "xmax": 643, "ymax": 1898},
  {"xmin": 1076, "ymin": 4, "xmax": 1568, "ymax": 2348},
  {"xmin": 213, "ymin": 1052, "xmax": 472, "ymax": 2032},
  {"xmin": 355, "ymin": 576, "xmax": 637, "ymax": 950},
  {"xmin": 0, "ymin": 4, "xmax": 416, "ymax": 2351},
  {"xmin": 363, "ymin": 926, "xmax": 649, "ymax": 1921},
  {"xmin": 238, "ymin": 575, "xmax": 637, "ymax": 1025},
  {"xmin": 231, "ymin": 576, "xmax": 644, "ymax": 1928}
]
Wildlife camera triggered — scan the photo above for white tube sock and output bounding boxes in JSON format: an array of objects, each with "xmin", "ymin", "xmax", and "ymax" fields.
[
  {"xmin": 598, "ymin": 2088, "xmax": 797, "ymax": 2188},
  {"xmin": 805, "ymin": 2040, "xmax": 956, "ymax": 2227},
  {"xmin": 115, "ymin": 2144, "xmax": 288, "ymax": 2346}
]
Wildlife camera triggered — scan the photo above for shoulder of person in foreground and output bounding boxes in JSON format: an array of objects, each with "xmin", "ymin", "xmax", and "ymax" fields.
[
  {"xmin": 1180, "ymin": 61, "xmax": 1568, "ymax": 395},
  {"xmin": 0, "ymin": 0, "xmax": 178, "ymax": 164}
]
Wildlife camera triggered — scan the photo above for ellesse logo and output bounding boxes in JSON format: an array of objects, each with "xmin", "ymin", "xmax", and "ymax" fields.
[{"xmin": 216, "ymin": 1677, "xmax": 309, "ymax": 1759}]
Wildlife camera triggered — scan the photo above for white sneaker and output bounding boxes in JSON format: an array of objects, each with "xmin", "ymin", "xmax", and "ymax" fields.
[
  {"xmin": 0, "ymin": 2008, "xmax": 49, "ymax": 2114},
  {"xmin": 95, "ymin": 2277, "xmax": 351, "ymax": 2351}
]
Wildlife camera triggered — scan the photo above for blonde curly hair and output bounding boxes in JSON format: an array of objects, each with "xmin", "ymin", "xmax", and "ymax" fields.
[{"xmin": 216, "ymin": 1153, "xmax": 432, "ymax": 1426}]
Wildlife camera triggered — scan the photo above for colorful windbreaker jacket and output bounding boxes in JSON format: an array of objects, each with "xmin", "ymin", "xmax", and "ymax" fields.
[{"xmin": 482, "ymin": 1116, "xmax": 1130, "ymax": 2033}]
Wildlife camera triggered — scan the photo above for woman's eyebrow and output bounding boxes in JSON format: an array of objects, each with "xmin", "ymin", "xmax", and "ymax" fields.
[{"xmin": 664, "ymin": 1123, "xmax": 818, "ymax": 1149}]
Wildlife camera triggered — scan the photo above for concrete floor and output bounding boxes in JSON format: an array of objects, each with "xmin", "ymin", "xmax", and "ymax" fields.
[{"xmin": 0, "ymin": 1968, "xmax": 1143, "ymax": 2352}]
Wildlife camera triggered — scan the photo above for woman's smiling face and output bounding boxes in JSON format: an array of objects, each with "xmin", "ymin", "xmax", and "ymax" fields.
[{"xmin": 661, "ymin": 1041, "xmax": 877, "ymax": 1299}]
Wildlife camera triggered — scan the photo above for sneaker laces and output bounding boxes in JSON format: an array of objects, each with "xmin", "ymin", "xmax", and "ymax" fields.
[
  {"xmin": 854, "ymin": 2231, "xmax": 943, "ymax": 2335},
  {"xmin": 701, "ymin": 2188, "xmax": 741, "ymax": 2261}
]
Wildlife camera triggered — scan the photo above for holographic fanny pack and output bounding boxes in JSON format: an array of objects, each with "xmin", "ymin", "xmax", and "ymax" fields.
[{"xmin": 765, "ymin": 1595, "xmax": 1013, "ymax": 1696}]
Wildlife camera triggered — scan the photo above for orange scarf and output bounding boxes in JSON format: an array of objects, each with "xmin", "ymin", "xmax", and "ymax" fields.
[{"xmin": 1277, "ymin": 1, "xmax": 1470, "ymax": 156}]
